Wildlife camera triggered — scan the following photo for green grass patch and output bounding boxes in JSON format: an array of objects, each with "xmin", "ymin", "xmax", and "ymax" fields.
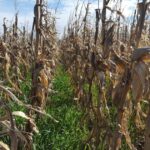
[{"xmin": 33, "ymin": 67, "xmax": 89, "ymax": 150}]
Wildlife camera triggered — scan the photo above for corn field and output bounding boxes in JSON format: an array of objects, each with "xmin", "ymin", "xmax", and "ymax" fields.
[{"xmin": 0, "ymin": 0, "xmax": 150, "ymax": 150}]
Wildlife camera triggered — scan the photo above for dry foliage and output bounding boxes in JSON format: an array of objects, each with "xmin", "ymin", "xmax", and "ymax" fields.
[
  {"xmin": 0, "ymin": 0, "xmax": 58, "ymax": 149},
  {"xmin": 61, "ymin": 0, "xmax": 150, "ymax": 149},
  {"xmin": 0, "ymin": 0, "xmax": 150, "ymax": 149}
]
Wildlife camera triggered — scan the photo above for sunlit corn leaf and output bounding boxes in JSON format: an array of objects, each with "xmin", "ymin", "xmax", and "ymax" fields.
[
  {"xmin": 0, "ymin": 141, "xmax": 10, "ymax": 150},
  {"xmin": 12, "ymin": 111, "xmax": 31, "ymax": 120}
]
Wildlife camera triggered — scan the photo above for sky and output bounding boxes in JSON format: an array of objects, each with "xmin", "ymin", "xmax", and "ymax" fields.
[{"xmin": 0, "ymin": 0, "xmax": 137, "ymax": 36}]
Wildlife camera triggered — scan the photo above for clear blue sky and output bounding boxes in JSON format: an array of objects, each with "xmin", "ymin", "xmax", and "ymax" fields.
[{"xmin": 0, "ymin": 0, "xmax": 137, "ymax": 36}]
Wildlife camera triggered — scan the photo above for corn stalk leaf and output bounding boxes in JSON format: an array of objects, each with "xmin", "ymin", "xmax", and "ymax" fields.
[{"xmin": 0, "ymin": 141, "xmax": 10, "ymax": 150}]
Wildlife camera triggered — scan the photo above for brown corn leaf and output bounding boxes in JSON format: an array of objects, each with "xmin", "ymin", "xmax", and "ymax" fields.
[
  {"xmin": 106, "ymin": 6, "xmax": 125, "ymax": 19},
  {"xmin": 38, "ymin": 69, "xmax": 49, "ymax": 89},
  {"xmin": 112, "ymin": 68, "xmax": 131, "ymax": 108},
  {"xmin": 1, "ymin": 121, "xmax": 27, "ymax": 144},
  {"xmin": 141, "ymin": 54, "xmax": 150, "ymax": 63},
  {"xmin": 131, "ymin": 48, "xmax": 150, "ymax": 61},
  {"xmin": 0, "ymin": 115, "xmax": 9, "ymax": 122},
  {"xmin": 131, "ymin": 61, "xmax": 148, "ymax": 101},
  {"xmin": 28, "ymin": 119, "xmax": 39, "ymax": 134}
]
